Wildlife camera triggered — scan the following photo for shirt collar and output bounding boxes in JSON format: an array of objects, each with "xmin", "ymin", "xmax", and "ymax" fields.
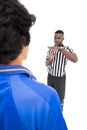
[{"xmin": 0, "ymin": 65, "xmax": 36, "ymax": 80}]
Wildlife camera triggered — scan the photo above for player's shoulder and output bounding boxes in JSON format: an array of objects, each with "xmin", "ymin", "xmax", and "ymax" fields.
[{"xmin": 32, "ymin": 80, "xmax": 59, "ymax": 102}]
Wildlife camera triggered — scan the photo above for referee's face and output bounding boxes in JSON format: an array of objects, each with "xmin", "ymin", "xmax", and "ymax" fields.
[{"xmin": 54, "ymin": 33, "xmax": 64, "ymax": 46}]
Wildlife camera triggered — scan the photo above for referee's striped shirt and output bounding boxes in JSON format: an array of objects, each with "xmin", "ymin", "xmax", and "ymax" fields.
[{"xmin": 46, "ymin": 45, "xmax": 74, "ymax": 77}]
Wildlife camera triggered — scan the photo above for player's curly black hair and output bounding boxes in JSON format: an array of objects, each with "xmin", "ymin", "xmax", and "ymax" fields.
[{"xmin": 0, "ymin": 0, "xmax": 36, "ymax": 64}]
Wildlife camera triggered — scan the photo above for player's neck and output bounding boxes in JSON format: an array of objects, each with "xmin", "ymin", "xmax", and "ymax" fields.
[{"xmin": 9, "ymin": 54, "xmax": 22, "ymax": 65}]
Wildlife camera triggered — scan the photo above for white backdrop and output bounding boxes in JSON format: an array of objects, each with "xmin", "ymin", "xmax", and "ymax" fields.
[{"xmin": 20, "ymin": 0, "xmax": 87, "ymax": 130}]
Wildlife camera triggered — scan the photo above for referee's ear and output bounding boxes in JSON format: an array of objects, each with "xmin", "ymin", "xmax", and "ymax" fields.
[{"xmin": 62, "ymin": 37, "xmax": 64, "ymax": 41}]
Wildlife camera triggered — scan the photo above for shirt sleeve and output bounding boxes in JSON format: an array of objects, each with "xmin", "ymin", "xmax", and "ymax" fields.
[
  {"xmin": 47, "ymin": 90, "xmax": 68, "ymax": 130},
  {"xmin": 46, "ymin": 50, "xmax": 50, "ymax": 60},
  {"xmin": 65, "ymin": 46, "xmax": 74, "ymax": 53},
  {"xmin": 39, "ymin": 89, "xmax": 68, "ymax": 130}
]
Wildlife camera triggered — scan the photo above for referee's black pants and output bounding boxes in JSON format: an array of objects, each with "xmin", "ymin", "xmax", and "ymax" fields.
[{"xmin": 47, "ymin": 73, "xmax": 66, "ymax": 109}]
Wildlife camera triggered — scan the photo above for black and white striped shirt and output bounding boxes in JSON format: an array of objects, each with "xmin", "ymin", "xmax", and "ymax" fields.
[{"xmin": 46, "ymin": 45, "xmax": 74, "ymax": 77}]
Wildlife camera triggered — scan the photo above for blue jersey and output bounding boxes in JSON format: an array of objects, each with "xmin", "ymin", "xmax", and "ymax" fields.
[{"xmin": 0, "ymin": 65, "xmax": 68, "ymax": 130}]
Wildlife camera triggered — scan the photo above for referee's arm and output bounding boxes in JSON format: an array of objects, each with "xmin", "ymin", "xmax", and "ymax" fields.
[{"xmin": 60, "ymin": 49, "xmax": 78, "ymax": 63}]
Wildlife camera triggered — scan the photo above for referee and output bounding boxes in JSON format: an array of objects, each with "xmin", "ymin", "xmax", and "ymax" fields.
[{"xmin": 45, "ymin": 30, "xmax": 78, "ymax": 110}]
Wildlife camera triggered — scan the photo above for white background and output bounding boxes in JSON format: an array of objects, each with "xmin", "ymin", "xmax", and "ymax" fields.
[{"xmin": 20, "ymin": 0, "xmax": 87, "ymax": 130}]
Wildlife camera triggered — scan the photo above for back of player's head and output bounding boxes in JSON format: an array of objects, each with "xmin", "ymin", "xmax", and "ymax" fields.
[{"xmin": 0, "ymin": 0, "xmax": 36, "ymax": 64}]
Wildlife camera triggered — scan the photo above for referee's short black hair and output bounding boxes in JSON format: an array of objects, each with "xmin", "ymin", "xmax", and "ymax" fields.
[
  {"xmin": 0, "ymin": 0, "xmax": 36, "ymax": 64},
  {"xmin": 55, "ymin": 30, "xmax": 64, "ymax": 35}
]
